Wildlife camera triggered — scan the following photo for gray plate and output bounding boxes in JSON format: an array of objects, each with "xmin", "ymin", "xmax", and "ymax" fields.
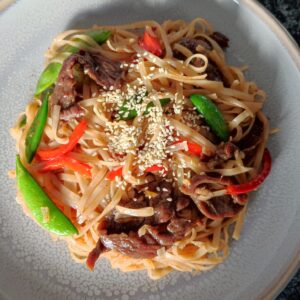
[{"xmin": 0, "ymin": 0, "xmax": 299, "ymax": 299}]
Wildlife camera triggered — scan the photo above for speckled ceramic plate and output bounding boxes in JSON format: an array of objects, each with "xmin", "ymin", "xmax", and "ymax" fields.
[{"xmin": 0, "ymin": 0, "xmax": 299, "ymax": 299}]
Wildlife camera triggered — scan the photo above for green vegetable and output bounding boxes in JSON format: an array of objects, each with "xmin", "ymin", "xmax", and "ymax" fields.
[
  {"xmin": 19, "ymin": 115, "xmax": 27, "ymax": 128},
  {"xmin": 35, "ymin": 62, "xmax": 62, "ymax": 96},
  {"xmin": 144, "ymin": 98, "xmax": 170, "ymax": 114},
  {"xmin": 25, "ymin": 91, "xmax": 49, "ymax": 163},
  {"xmin": 190, "ymin": 94, "xmax": 229, "ymax": 141},
  {"xmin": 62, "ymin": 30, "xmax": 111, "ymax": 55},
  {"xmin": 16, "ymin": 155, "xmax": 78, "ymax": 236},
  {"xmin": 35, "ymin": 30, "xmax": 111, "ymax": 96},
  {"xmin": 119, "ymin": 98, "xmax": 170, "ymax": 120},
  {"xmin": 87, "ymin": 30, "xmax": 111, "ymax": 44}
]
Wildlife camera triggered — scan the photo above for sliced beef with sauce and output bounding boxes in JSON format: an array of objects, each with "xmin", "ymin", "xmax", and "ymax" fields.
[
  {"xmin": 153, "ymin": 201, "xmax": 174, "ymax": 224},
  {"xmin": 197, "ymin": 195, "xmax": 243, "ymax": 220},
  {"xmin": 216, "ymin": 142, "xmax": 238, "ymax": 160},
  {"xmin": 237, "ymin": 117, "xmax": 263, "ymax": 150},
  {"xmin": 101, "ymin": 232, "xmax": 161, "ymax": 258},
  {"xmin": 87, "ymin": 179, "xmax": 205, "ymax": 268},
  {"xmin": 209, "ymin": 32, "xmax": 229, "ymax": 49},
  {"xmin": 166, "ymin": 218, "xmax": 192, "ymax": 237},
  {"xmin": 205, "ymin": 62, "xmax": 224, "ymax": 82},
  {"xmin": 86, "ymin": 236, "xmax": 106, "ymax": 270},
  {"xmin": 59, "ymin": 104, "xmax": 86, "ymax": 121},
  {"xmin": 53, "ymin": 50, "xmax": 123, "ymax": 121},
  {"xmin": 176, "ymin": 37, "xmax": 212, "ymax": 57},
  {"xmin": 144, "ymin": 218, "xmax": 193, "ymax": 246},
  {"xmin": 181, "ymin": 175, "xmax": 231, "ymax": 196},
  {"xmin": 146, "ymin": 226, "xmax": 176, "ymax": 246},
  {"xmin": 173, "ymin": 35, "xmax": 227, "ymax": 84},
  {"xmin": 175, "ymin": 196, "xmax": 190, "ymax": 211},
  {"xmin": 106, "ymin": 217, "xmax": 144, "ymax": 234},
  {"xmin": 88, "ymin": 173, "xmax": 247, "ymax": 268},
  {"xmin": 208, "ymin": 142, "xmax": 238, "ymax": 168},
  {"xmin": 180, "ymin": 175, "xmax": 247, "ymax": 220}
]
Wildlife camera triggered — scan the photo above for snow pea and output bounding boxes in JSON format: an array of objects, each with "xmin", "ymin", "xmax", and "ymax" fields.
[
  {"xmin": 119, "ymin": 98, "xmax": 170, "ymax": 120},
  {"xmin": 190, "ymin": 94, "xmax": 229, "ymax": 141},
  {"xmin": 25, "ymin": 91, "xmax": 49, "ymax": 163},
  {"xmin": 16, "ymin": 155, "xmax": 78, "ymax": 236}
]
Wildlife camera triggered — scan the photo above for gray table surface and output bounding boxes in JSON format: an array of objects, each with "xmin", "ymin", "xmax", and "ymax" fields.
[{"xmin": 257, "ymin": 1, "xmax": 300, "ymax": 299}]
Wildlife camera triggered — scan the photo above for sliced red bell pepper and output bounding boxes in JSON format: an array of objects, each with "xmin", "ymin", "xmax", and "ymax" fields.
[
  {"xmin": 41, "ymin": 155, "xmax": 92, "ymax": 176},
  {"xmin": 106, "ymin": 167, "xmax": 123, "ymax": 180},
  {"xmin": 145, "ymin": 165, "xmax": 167, "ymax": 173},
  {"xmin": 186, "ymin": 141, "xmax": 202, "ymax": 156},
  {"xmin": 138, "ymin": 30, "xmax": 163, "ymax": 57},
  {"xmin": 37, "ymin": 119, "xmax": 87, "ymax": 160},
  {"xmin": 173, "ymin": 139, "xmax": 202, "ymax": 156},
  {"xmin": 226, "ymin": 148, "xmax": 272, "ymax": 195}
]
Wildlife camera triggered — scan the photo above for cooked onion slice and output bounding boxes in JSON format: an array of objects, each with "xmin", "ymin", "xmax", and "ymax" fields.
[{"xmin": 115, "ymin": 205, "xmax": 154, "ymax": 217}]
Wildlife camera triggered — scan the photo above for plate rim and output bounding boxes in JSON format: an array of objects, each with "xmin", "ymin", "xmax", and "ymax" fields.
[
  {"xmin": 0, "ymin": 0, "xmax": 299, "ymax": 299},
  {"xmin": 240, "ymin": 2, "xmax": 300, "ymax": 299}
]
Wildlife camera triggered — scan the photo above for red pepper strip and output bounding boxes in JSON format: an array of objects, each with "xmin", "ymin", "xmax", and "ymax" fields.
[
  {"xmin": 145, "ymin": 165, "xmax": 166, "ymax": 173},
  {"xmin": 226, "ymin": 148, "xmax": 272, "ymax": 195},
  {"xmin": 186, "ymin": 141, "xmax": 202, "ymax": 156},
  {"xmin": 41, "ymin": 156, "xmax": 92, "ymax": 176},
  {"xmin": 37, "ymin": 119, "xmax": 87, "ymax": 160},
  {"xmin": 174, "ymin": 139, "xmax": 202, "ymax": 156},
  {"xmin": 138, "ymin": 31, "xmax": 163, "ymax": 57},
  {"xmin": 106, "ymin": 167, "xmax": 123, "ymax": 180}
]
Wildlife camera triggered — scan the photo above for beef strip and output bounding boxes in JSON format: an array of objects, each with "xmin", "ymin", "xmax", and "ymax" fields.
[
  {"xmin": 87, "ymin": 179, "xmax": 205, "ymax": 268},
  {"xmin": 181, "ymin": 175, "xmax": 246, "ymax": 220},
  {"xmin": 181, "ymin": 175, "xmax": 232, "ymax": 196},
  {"xmin": 216, "ymin": 142, "xmax": 238, "ymax": 160},
  {"xmin": 177, "ymin": 208, "xmax": 196, "ymax": 221},
  {"xmin": 154, "ymin": 201, "xmax": 174, "ymax": 224},
  {"xmin": 166, "ymin": 218, "xmax": 192, "ymax": 237},
  {"xmin": 209, "ymin": 32, "xmax": 229, "ymax": 49},
  {"xmin": 143, "ymin": 233, "xmax": 159, "ymax": 245},
  {"xmin": 208, "ymin": 142, "xmax": 239, "ymax": 169},
  {"xmin": 205, "ymin": 62, "xmax": 224, "ymax": 82},
  {"xmin": 59, "ymin": 104, "xmax": 85, "ymax": 121},
  {"xmin": 176, "ymin": 195, "xmax": 204, "ymax": 222},
  {"xmin": 175, "ymin": 196, "xmax": 190, "ymax": 211},
  {"xmin": 148, "ymin": 180, "xmax": 172, "ymax": 204},
  {"xmin": 86, "ymin": 237, "xmax": 106, "ymax": 270},
  {"xmin": 101, "ymin": 232, "xmax": 161, "ymax": 258},
  {"xmin": 146, "ymin": 226, "xmax": 176, "ymax": 246},
  {"xmin": 173, "ymin": 36, "xmax": 226, "ymax": 84},
  {"xmin": 198, "ymin": 195, "xmax": 243, "ymax": 220},
  {"xmin": 237, "ymin": 117, "xmax": 263, "ymax": 150},
  {"xmin": 179, "ymin": 36, "xmax": 212, "ymax": 54},
  {"xmin": 106, "ymin": 218, "xmax": 144, "ymax": 234},
  {"xmin": 53, "ymin": 50, "xmax": 122, "ymax": 120}
]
